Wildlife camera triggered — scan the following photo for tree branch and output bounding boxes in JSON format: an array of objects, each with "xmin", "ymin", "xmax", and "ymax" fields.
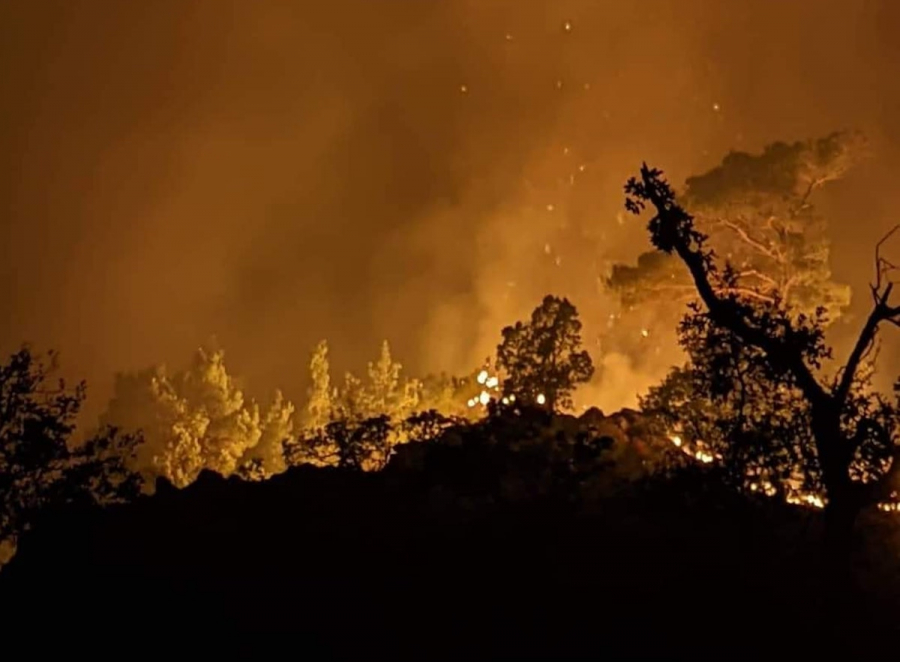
[
  {"xmin": 835, "ymin": 290, "xmax": 891, "ymax": 407},
  {"xmin": 637, "ymin": 166, "xmax": 829, "ymax": 408},
  {"xmin": 737, "ymin": 269, "xmax": 780, "ymax": 289},
  {"xmin": 713, "ymin": 217, "xmax": 785, "ymax": 263},
  {"xmin": 643, "ymin": 282, "xmax": 777, "ymax": 304},
  {"xmin": 860, "ymin": 445, "xmax": 900, "ymax": 507},
  {"xmin": 836, "ymin": 226, "xmax": 900, "ymax": 407},
  {"xmin": 874, "ymin": 225, "xmax": 900, "ymax": 292}
]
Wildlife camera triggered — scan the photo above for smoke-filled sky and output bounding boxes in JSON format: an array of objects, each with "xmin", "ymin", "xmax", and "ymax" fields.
[{"xmin": 1, "ymin": 0, "xmax": 899, "ymax": 417}]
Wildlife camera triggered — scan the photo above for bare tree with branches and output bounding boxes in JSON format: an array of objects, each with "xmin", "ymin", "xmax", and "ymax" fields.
[{"xmin": 624, "ymin": 164, "xmax": 900, "ymax": 582}]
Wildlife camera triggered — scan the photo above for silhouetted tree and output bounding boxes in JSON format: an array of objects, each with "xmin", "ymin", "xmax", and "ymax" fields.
[
  {"xmin": 66, "ymin": 426, "xmax": 143, "ymax": 506},
  {"xmin": 340, "ymin": 414, "xmax": 393, "ymax": 470},
  {"xmin": 399, "ymin": 409, "xmax": 466, "ymax": 444},
  {"xmin": 235, "ymin": 457, "xmax": 267, "ymax": 481},
  {"xmin": 1, "ymin": 347, "xmax": 141, "ymax": 551},
  {"xmin": 609, "ymin": 133, "xmax": 863, "ymax": 359},
  {"xmin": 497, "ymin": 295, "xmax": 594, "ymax": 411},
  {"xmin": 283, "ymin": 427, "xmax": 336, "ymax": 469},
  {"xmin": 624, "ymin": 163, "xmax": 900, "ymax": 578},
  {"xmin": 286, "ymin": 414, "xmax": 393, "ymax": 471}
]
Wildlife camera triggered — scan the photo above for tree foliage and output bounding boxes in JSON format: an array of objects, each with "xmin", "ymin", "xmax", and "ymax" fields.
[
  {"xmin": 610, "ymin": 132, "xmax": 864, "ymax": 325},
  {"xmin": 242, "ymin": 390, "xmax": 294, "ymax": 476},
  {"xmin": 1, "ymin": 347, "xmax": 140, "ymax": 547},
  {"xmin": 178, "ymin": 347, "xmax": 262, "ymax": 477},
  {"xmin": 330, "ymin": 341, "xmax": 420, "ymax": 424},
  {"xmin": 101, "ymin": 346, "xmax": 277, "ymax": 487},
  {"xmin": 642, "ymin": 310, "xmax": 830, "ymax": 501},
  {"xmin": 334, "ymin": 372, "xmax": 365, "ymax": 423},
  {"xmin": 289, "ymin": 340, "xmax": 425, "ymax": 468},
  {"xmin": 497, "ymin": 295, "xmax": 594, "ymax": 411},
  {"xmin": 364, "ymin": 340, "xmax": 421, "ymax": 423},
  {"xmin": 417, "ymin": 372, "xmax": 475, "ymax": 419},
  {"xmin": 304, "ymin": 340, "xmax": 333, "ymax": 431},
  {"xmin": 624, "ymin": 162, "xmax": 900, "ymax": 566},
  {"xmin": 285, "ymin": 414, "xmax": 395, "ymax": 471}
]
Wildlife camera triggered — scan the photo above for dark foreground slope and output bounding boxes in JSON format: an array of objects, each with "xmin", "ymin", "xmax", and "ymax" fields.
[{"xmin": 2, "ymin": 417, "xmax": 899, "ymax": 658}]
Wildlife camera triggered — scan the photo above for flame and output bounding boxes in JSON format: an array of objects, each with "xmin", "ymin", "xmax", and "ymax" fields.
[
  {"xmin": 878, "ymin": 491, "xmax": 900, "ymax": 512},
  {"xmin": 536, "ymin": 393, "xmax": 546, "ymax": 405},
  {"xmin": 666, "ymin": 431, "xmax": 900, "ymax": 513},
  {"xmin": 668, "ymin": 433, "xmax": 713, "ymax": 463},
  {"xmin": 467, "ymin": 367, "xmax": 502, "ymax": 409},
  {"xmin": 786, "ymin": 492, "xmax": 825, "ymax": 509}
]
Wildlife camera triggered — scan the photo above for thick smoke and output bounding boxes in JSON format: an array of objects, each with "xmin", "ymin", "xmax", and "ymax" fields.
[{"xmin": 1, "ymin": 0, "xmax": 899, "ymax": 420}]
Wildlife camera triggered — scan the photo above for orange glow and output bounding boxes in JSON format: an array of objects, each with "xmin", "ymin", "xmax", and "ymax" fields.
[
  {"xmin": 666, "ymin": 433, "xmax": 900, "ymax": 512},
  {"xmin": 0, "ymin": 1, "xmax": 895, "ymax": 429}
]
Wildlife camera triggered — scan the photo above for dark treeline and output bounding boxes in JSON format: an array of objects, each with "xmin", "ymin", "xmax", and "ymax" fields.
[
  {"xmin": 0, "ymin": 293, "xmax": 597, "ymax": 563},
  {"xmin": 2, "ymin": 411, "xmax": 899, "ymax": 656}
]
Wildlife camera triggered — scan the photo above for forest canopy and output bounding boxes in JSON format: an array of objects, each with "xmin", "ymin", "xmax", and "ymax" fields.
[{"xmin": 607, "ymin": 131, "xmax": 865, "ymax": 324}]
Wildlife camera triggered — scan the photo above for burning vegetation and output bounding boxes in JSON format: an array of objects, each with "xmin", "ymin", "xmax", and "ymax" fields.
[
  {"xmin": 2, "ymin": 133, "xmax": 900, "ymax": 652},
  {"xmin": 3, "ymin": 135, "xmax": 900, "ymax": 531}
]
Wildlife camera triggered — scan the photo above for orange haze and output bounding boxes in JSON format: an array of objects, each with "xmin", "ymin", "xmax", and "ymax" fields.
[{"xmin": 1, "ymin": 0, "xmax": 899, "ymax": 420}]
